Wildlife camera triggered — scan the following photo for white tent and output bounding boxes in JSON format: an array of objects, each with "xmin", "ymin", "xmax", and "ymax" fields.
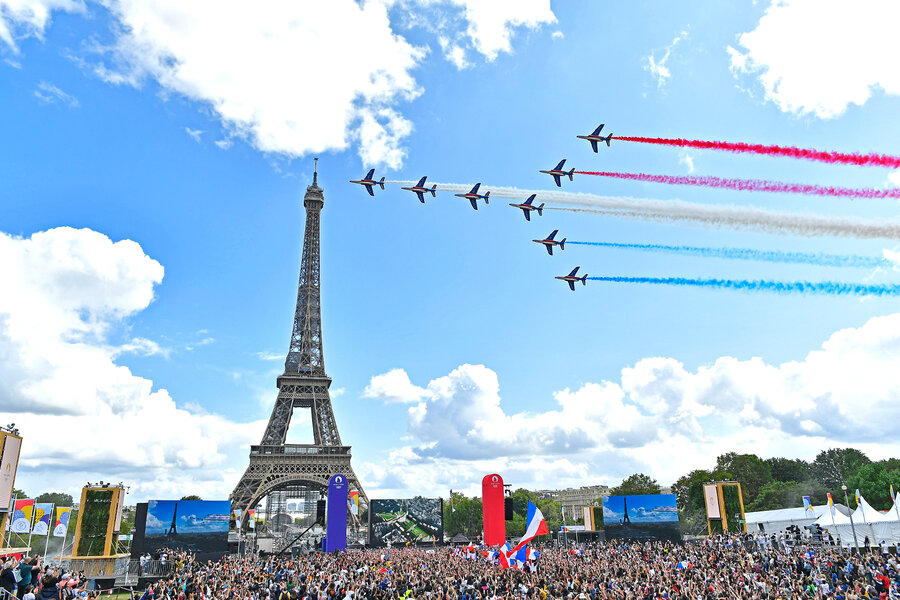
[
  {"xmin": 816, "ymin": 494, "xmax": 900, "ymax": 547},
  {"xmin": 746, "ymin": 504, "xmax": 847, "ymax": 534}
]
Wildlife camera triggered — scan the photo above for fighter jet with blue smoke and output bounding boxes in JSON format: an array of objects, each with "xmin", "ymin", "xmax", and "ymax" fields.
[
  {"xmin": 577, "ymin": 124, "xmax": 613, "ymax": 153},
  {"xmin": 454, "ymin": 183, "xmax": 490, "ymax": 210},
  {"xmin": 540, "ymin": 159, "xmax": 575, "ymax": 187},
  {"xmin": 401, "ymin": 176, "xmax": 437, "ymax": 203},
  {"xmin": 508, "ymin": 194, "xmax": 544, "ymax": 221},
  {"xmin": 556, "ymin": 266, "xmax": 588, "ymax": 291},
  {"xmin": 349, "ymin": 169, "xmax": 385, "ymax": 196},
  {"xmin": 533, "ymin": 230, "xmax": 566, "ymax": 255}
]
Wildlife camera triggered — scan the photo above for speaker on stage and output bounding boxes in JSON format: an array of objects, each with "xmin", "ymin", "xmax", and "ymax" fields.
[
  {"xmin": 316, "ymin": 499, "xmax": 326, "ymax": 524},
  {"xmin": 504, "ymin": 497, "xmax": 513, "ymax": 520}
]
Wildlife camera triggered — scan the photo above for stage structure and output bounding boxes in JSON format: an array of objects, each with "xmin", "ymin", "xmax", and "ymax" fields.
[
  {"xmin": 231, "ymin": 162, "xmax": 368, "ymax": 528},
  {"xmin": 703, "ymin": 481, "xmax": 746, "ymax": 534}
]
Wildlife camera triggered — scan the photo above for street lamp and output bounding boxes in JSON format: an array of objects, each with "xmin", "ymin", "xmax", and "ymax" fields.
[{"xmin": 842, "ymin": 484, "xmax": 860, "ymax": 555}]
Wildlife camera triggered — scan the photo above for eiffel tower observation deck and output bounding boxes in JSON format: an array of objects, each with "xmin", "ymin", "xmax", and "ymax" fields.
[{"xmin": 231, "ymin": 160, "xmax": 368, "ymax": 525}]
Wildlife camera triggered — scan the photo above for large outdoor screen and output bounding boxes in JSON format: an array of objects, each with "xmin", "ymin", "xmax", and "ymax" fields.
[
  {"xmin": 133, "ymin": 500, "xmax": 231, "ymax": 560},
  {"xmin": 602, "ymin": 494, "xmax": 682, "ymax": 543},
  {"xmin": 369, "ymin": 498, "xmax": 443, "ymax": 547}
]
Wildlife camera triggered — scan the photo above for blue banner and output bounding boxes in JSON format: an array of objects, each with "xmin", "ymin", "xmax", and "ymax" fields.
[{"xmin": 325, "ymin": 473, "xmax": 348, "ymax": 552}]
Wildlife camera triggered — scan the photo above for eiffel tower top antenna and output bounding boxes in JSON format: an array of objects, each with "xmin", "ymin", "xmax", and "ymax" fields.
[{"xmin": 313, "ymin": 157, "xmax": 318, "ymax": 187}]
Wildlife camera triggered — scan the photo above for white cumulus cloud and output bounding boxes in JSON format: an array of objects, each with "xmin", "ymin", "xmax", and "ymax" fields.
[
  {"xmin": 0, "ymin": 0, "xmax": 82, "ymax": 52},
  {"xmin": 728, "ymin": 0, "xmax": 900, "ymax": 119},
  {"xmin": 0, "ymin": 227, "xmax": 263, "ymax": 500},
  {"xmin": 90, "ymin": 0, "xmax": 426, "ymax": 169},
  {"xmin": 645, "ymin": 29, "xmax": 689, "ymax": 89},
  {"xmin": 361, "ymin": 313, "xmax": 900, "ymax": 496}
]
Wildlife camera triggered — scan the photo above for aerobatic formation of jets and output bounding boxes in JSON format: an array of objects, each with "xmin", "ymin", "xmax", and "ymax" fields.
[{"xmin": 348, "ymin": 125, "xmax": 613, "ymax": 290}]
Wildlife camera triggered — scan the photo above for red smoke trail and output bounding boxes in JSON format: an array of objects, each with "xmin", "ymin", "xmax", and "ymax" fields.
[
  {"xmin": 573, "ymin": 171, "xmax": 900, "ymax": 199},
  {"xmin": 616, "ymin": 136, "xmax": 900, "ymax": 169}
]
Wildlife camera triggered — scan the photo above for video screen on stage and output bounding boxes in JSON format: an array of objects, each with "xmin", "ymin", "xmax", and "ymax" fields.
[
  {"xmin": 602, "ymin": 494, "xmax": 682, "ymax": 543},
  {"xmin": 132, "ymin": 500, "xmax": 231, "ymax": 560},
  {"xmin": 369, "ymin": 498, "xmax": 443, "ymax": 547}
]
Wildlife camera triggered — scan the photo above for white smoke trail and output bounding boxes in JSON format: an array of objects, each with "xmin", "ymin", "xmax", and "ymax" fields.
[{"xmin": 383, "ymin": 181, "xmax": 900, "ymax": 240}]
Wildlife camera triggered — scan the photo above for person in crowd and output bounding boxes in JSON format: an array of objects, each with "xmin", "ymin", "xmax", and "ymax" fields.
[{"xmin": 0, "ymin": 560, "xmax": 17, "ymax": 595}]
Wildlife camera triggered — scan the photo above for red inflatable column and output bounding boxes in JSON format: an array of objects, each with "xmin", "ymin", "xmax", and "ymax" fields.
[{"xmin": 482, "ymin": 473, "xmax": 506, "ymax": 546}]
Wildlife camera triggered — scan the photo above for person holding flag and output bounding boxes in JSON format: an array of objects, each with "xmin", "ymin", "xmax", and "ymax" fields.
[{"xmin": 511, "ymin": 502, "xmax": 548, "ymax": 553}]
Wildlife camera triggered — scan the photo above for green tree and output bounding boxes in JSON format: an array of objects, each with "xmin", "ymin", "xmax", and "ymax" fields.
[
  {"xmin": 845, "ymin": 463, "xmax": 900, "ymax": 510},
  {"xmin": 444, "ymin": 492, "xmax": 482, "ymax": 539},
  {"xmin": 812, "ymin": 448, "xmax": 871, "ymax": 489},
  {"xmin": 715, "ymin": 453, "xmax": 773, "ymax": 504},
  {"xmin": 35, "ymin": 492, "xmax": 75, "ymax": 506},
  {"xmin": 765, "ymin": 458, "xmax": 811, "ymax": 483},
  {"xmin": 610, "ymin": 473, "xmax": 661, "ymax": 496},
  {"xmin": 749, "ymin": 480, "xmax": 827, "ymax": 511},
  {"xmin": 180, "ymin": 495, "xmax": 203, "ymax": 501}
]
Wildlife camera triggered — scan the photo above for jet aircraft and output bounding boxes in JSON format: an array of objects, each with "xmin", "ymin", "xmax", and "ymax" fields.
[
  {"xmin": 533, "ymin": 229, "xmax": 566, "ymax": 255},
  {"xmin": 454, "ymin": 183, "xmax": 490, "ymax": 210},
  {"xmin": 349, "ymin": 169, "xmax": 386, "ymax": 196},
  {"xmin": 508, "ymin": 194, "xmax": 544, "ymax": 221},
  {"xmin": 555, "ymin": 266, "xmax": 588, "ymax": 291},
  {"xmin": 576, "ymin": 124, "xmax": 613, "ymax": 152},
  {"xmin": 540, "ymin": 159, "xmax": 575, "ymax": 187},
  {"xmin": 401, "ymin": 176, "xmax": 437, "ymax": 203}
]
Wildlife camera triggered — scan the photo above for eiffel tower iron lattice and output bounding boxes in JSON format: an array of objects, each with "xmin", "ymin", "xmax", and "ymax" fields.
[{"xmin": 231, "ymin": 161, "xmax": 369, "ymax": 526}]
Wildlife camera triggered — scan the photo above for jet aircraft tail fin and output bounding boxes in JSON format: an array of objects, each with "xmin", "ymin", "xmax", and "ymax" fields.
[
  {"xmin": 429, "ymin": 184, "xmax": 437, "ymax": 197},
  {"xmin": 484, "ymin": 191, "xmax": 490, "ymax": 204},
  {"xmin": 537, "ymin": 203, "xmax": 544, "ymax": 216},
  {"xmin": 560, "ymin": 238, "xmax": 566, "ymax": 250},
  {"xmin": 378, "ymin": 177, "xmax": 385, "ymax": 189}
]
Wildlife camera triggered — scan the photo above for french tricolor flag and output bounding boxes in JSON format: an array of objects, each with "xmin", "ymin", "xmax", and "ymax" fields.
[{"xmin": 511, "ymin": 501, "xmax": 548, "ymax": 553}]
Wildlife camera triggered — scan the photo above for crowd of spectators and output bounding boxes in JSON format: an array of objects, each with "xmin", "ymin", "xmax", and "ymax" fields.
[
  {"xmin": 0, "ymin": 555, "xmax": 94, "ymax": 600},
  {"xmin": 1, "ymin": 533, "xmax": 898, "ymax": 600},
  {"xmin": 125, "ymin": 533, "xmax": 899, "ymax": 600}
]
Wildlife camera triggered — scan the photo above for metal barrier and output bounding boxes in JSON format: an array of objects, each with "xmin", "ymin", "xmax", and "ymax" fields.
[{"xmin": 0, "ymin": 587, "xmax": 16, "ymax": 600}]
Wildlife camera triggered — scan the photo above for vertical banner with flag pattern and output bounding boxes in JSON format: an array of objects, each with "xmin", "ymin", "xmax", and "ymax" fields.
[
  {"xmin": 349, "ymin": 490, "xmax": 359, "ymax": 516},
  {"xmin": 11, "ymin": 499, "xmax": 35, "ymax": 533},
  {"xmin": 32, "ymin": 503, "xmax": 53, "ymax": 535},
  {"xmin": 248, "ymin": 509, "xmax": 255, "ymax": 529},
  {"xmin": 53, "ymin": 507, "xmax": 72, "ymax": 537},
  {"xmin": 827, "ymin": 492, "xmax": 836, "ymax": 516},
  {"xmin": 802, "ymin": 496, "xmax": 813, "ymax": 513},
  {"xmin": 233, "ymin": 510, "xmax": 242, "ymax": 529}
]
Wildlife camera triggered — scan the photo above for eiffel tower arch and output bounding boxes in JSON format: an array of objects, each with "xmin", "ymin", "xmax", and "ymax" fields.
[{"xmin": 230, "ymin": 162, "xmax": 368, "ymax": 527}]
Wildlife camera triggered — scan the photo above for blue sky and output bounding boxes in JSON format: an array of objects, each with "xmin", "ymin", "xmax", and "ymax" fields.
[{"xmin": 3, "ymin": 0, "xmax": 900, "ymax": 503}]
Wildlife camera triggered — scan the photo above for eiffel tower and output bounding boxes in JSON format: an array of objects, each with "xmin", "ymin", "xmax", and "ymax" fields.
[{"xmin": 231, "ymin": 160, "xmax": 368, "ymax": 526}]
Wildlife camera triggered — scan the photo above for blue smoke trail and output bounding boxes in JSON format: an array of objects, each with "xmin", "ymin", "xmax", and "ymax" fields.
[
  {"xmin": 587, "ymin": 276, "xmax": 900, "ymax": 296},
  {"xmin": 567, "ymin": 241, "xmax": 889, "ymax": 269}
]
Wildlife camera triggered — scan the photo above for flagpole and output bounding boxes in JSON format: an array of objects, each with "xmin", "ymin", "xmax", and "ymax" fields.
[
  {"xmin": 43, "ymin": 503, "xmax": 55, "ymax": 557},
  {"xmin": 25, "ymin": 500, "xmax": 36, "ymax": 553},
  {"xmin": 5, "ymin": 494, "xmax": 16, "ymax": 548}
]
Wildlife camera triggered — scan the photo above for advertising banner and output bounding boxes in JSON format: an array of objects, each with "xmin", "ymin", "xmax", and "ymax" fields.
[
  {"xmin": 350, "ymin": 491, "xmax": 359, "ymax": 516},
  {"xmin": 703, "ymin": 484, "xmax": 721, "ymax": 518},
  {"xmin": 325, "ymin": 474, "xmax": 348, "ymax": 552},
  {"xmin": 482, "ymin": 474, "xmax": 505, "ymax": 546},
  {"xmin": 32, "ymin": 503, "xmax": 53, "ymax": 535},
  {"xmin": 53, "ymin": 507, "xmax": 72, "ymax": 537},
  {"xmin": 0, "ymin": 434, "xmax": 22, "ymax": 512},
  {"xmin": 11, "ymin": 499, "xmax": 34, "ymax": 533}
]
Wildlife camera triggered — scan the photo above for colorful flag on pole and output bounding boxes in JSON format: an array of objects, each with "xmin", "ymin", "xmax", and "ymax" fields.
[
  {"xmin": 11, "ymin": 499, "xmax": 35, "ymax": 533},
  {"xmin": 349, "ymin": 491, "xmax": 359, "ymax": 516},
  {"xmin": 891, "ymin": 485, "xmax": 896, "ymax": 502},
  {"xmin": 32, "ymin": 503, "xmax": 53, "ymax": 535},
  {"xmin": 802, "ymin": 496, "xmax": 813, "ymax": 513},
  {"xmin": 827, "ymin": 493, "xmax": 836, "ymax": 516},
  {"xmin": 511, "ymin": 501, "xmax": 549, "ymax": 553},
  {"xmin": 855, "ymin": 489, "xmax": 861, "ymax": 506},
  {"xmin": 233, "ymin": 510, "xmax": 242, "ymax": 529},
  {"xmin": 53, "ymin": 507, "xmax": 71, "ymax": 537},
  {"xmin": 248, "ymin": 509, "xmax": 255, "ymax": 529}
]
